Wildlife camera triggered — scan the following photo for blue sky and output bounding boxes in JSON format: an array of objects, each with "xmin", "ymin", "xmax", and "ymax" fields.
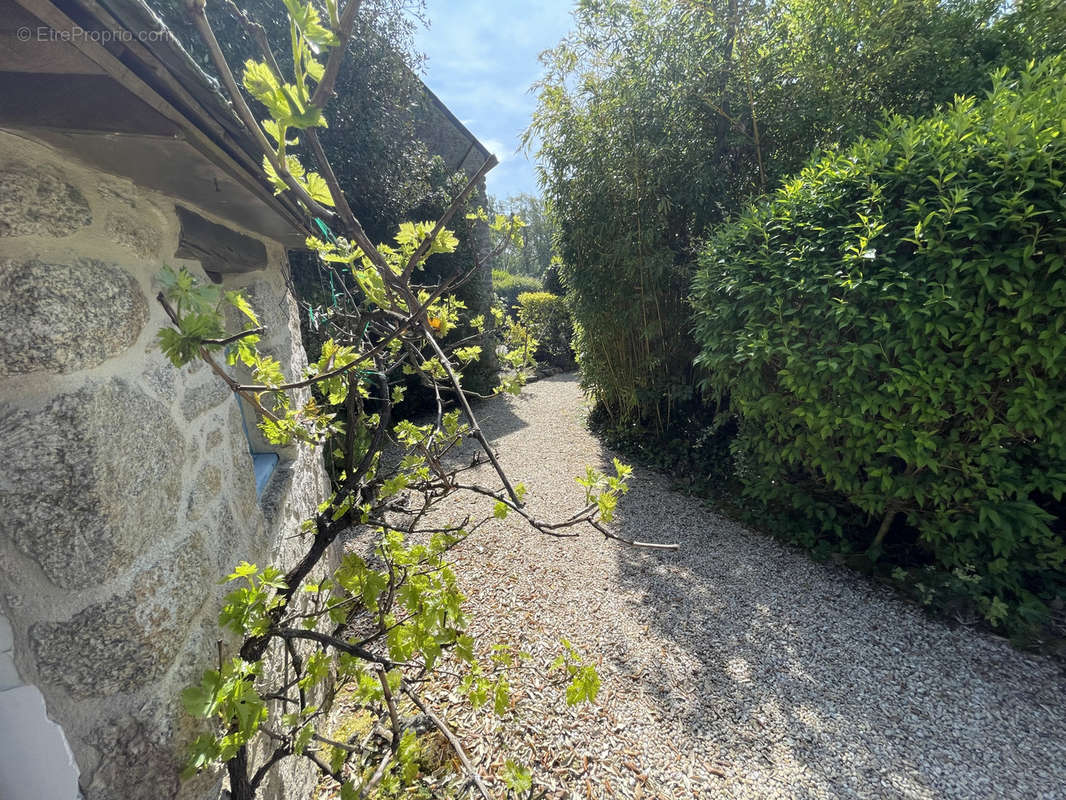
[{"xmin": 413, "ymin": 0, "xmax": 576, "ymax": 201}]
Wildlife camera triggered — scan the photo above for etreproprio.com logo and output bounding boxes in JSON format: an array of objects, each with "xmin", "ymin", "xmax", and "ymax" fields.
[{"xmin": 16, "ymin": 25, "xmax": 170, "ymax": 43}]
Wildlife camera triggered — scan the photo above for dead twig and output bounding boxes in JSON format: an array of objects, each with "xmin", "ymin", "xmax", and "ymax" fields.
[
  {"xmin": 376, "ymin": 665, "xmax": 402, "ymax": 752},
  {"xmin": 403, "ymin": 684, "xmax": 492, "ymax": 800}
]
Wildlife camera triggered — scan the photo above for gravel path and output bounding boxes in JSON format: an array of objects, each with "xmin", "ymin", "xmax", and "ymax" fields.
[{"xmin": 409, "ymin": 374, "xmax": 1066, "ymax": 799}]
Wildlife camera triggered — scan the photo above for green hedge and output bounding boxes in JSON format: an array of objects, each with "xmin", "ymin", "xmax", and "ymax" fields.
[
  {"xmin": 492, "ymin": 270, "xmax": 542, "ymax": 310},
  {"xmin": 532, "ymin": 0, "xmax": 1045, "ymax": 433},
  {"xmin": 517, "ymin": 292, "xmax": 575, "ymax": 369},
  {"xmin": 692, "ymin": 58, "xmax": 1066, "ymax": 634}
]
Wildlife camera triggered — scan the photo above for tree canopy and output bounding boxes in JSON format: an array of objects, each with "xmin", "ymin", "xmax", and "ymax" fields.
[{"xmin": 529, "ymin": 0, "xmax": 1061, "ymax": 428}]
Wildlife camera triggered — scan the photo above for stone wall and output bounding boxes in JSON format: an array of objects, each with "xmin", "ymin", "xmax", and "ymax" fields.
[{"xmin": 0, "ymin": 130, "xmax": 329, "ymax": 800}]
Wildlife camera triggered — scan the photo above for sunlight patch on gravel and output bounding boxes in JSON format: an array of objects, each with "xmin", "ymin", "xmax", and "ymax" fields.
[{"xmin": 359, "ymin": 374, "xmax": 1066, "ymax": 800}]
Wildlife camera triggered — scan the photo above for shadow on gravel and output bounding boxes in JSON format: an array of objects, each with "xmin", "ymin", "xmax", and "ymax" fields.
[
  {"xmin": 436, "ymin": 373, "xmax": 1065, "ymax": 796},
  {"xmin": 603, "ymin": 478, "xmax": 1066, "ymax": 798}
]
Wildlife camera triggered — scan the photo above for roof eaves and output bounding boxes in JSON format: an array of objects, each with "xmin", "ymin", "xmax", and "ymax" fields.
[
  {"xmin": 417, "ymin": 77, "xmax": 492, "ymax": 161},
  {"xmin": 66, "ymin": 0, "xmax": 310, "ymax": 236}
]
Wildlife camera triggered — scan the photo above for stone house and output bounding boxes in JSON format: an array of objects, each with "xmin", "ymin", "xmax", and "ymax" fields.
[{"xmin": 0, "ymin": 0, "xmax": 491, "ymax": 797}]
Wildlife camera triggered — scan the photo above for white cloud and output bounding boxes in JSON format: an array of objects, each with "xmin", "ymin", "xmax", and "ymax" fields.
[
  {"xmin": 479, "ymin": 138, "xmax": 509, "ymax": 163},
  {"xmin": 414, "ymin": 0, "xmax": 576, "ymax": 195}
]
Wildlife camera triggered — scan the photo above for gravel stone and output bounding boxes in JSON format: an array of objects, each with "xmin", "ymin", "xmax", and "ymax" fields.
[{"xmin": 400, "ymin": 374, "xmax": 1066, "ymax": 800}]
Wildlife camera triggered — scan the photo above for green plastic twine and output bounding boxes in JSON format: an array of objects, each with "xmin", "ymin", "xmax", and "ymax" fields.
[
  {"xmin": 314, "ymin": 217, "xmax": 342, "ymax": 308},
  {"xmin": 314, "ymin": 216, "xmax": 336, "ymax": 243}
]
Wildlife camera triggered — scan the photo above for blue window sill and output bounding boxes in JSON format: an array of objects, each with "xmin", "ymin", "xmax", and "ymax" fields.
[{"xmin": 252, "ymin": 452, "xmax": 279, "ymax": 498}]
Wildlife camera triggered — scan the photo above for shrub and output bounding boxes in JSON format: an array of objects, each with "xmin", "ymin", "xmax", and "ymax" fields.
[
  {"xmin": 493, "ymin": 269, "xmax": 542, "ymax": 309},
  {"xmin": 542, "ymin": 261, "xmax": 565, "ymax": 295},
  {"xmin": 516, "ymin": 291, "xmax": 575, "ymax": 369},
  {"xmin": 532, "ymin": 0, "xmax": 1032, "ymax": 431},
  {"xmin": 157, "ymin": 3, "xmax": 642, "ymax": 793},
  {"xmin": 490, "ymin": 194, "xmax": 556, "ymax": 278},
  {"xmin": 692, "ymin": 58, "xmax": 1066, "ymax": 634}
]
